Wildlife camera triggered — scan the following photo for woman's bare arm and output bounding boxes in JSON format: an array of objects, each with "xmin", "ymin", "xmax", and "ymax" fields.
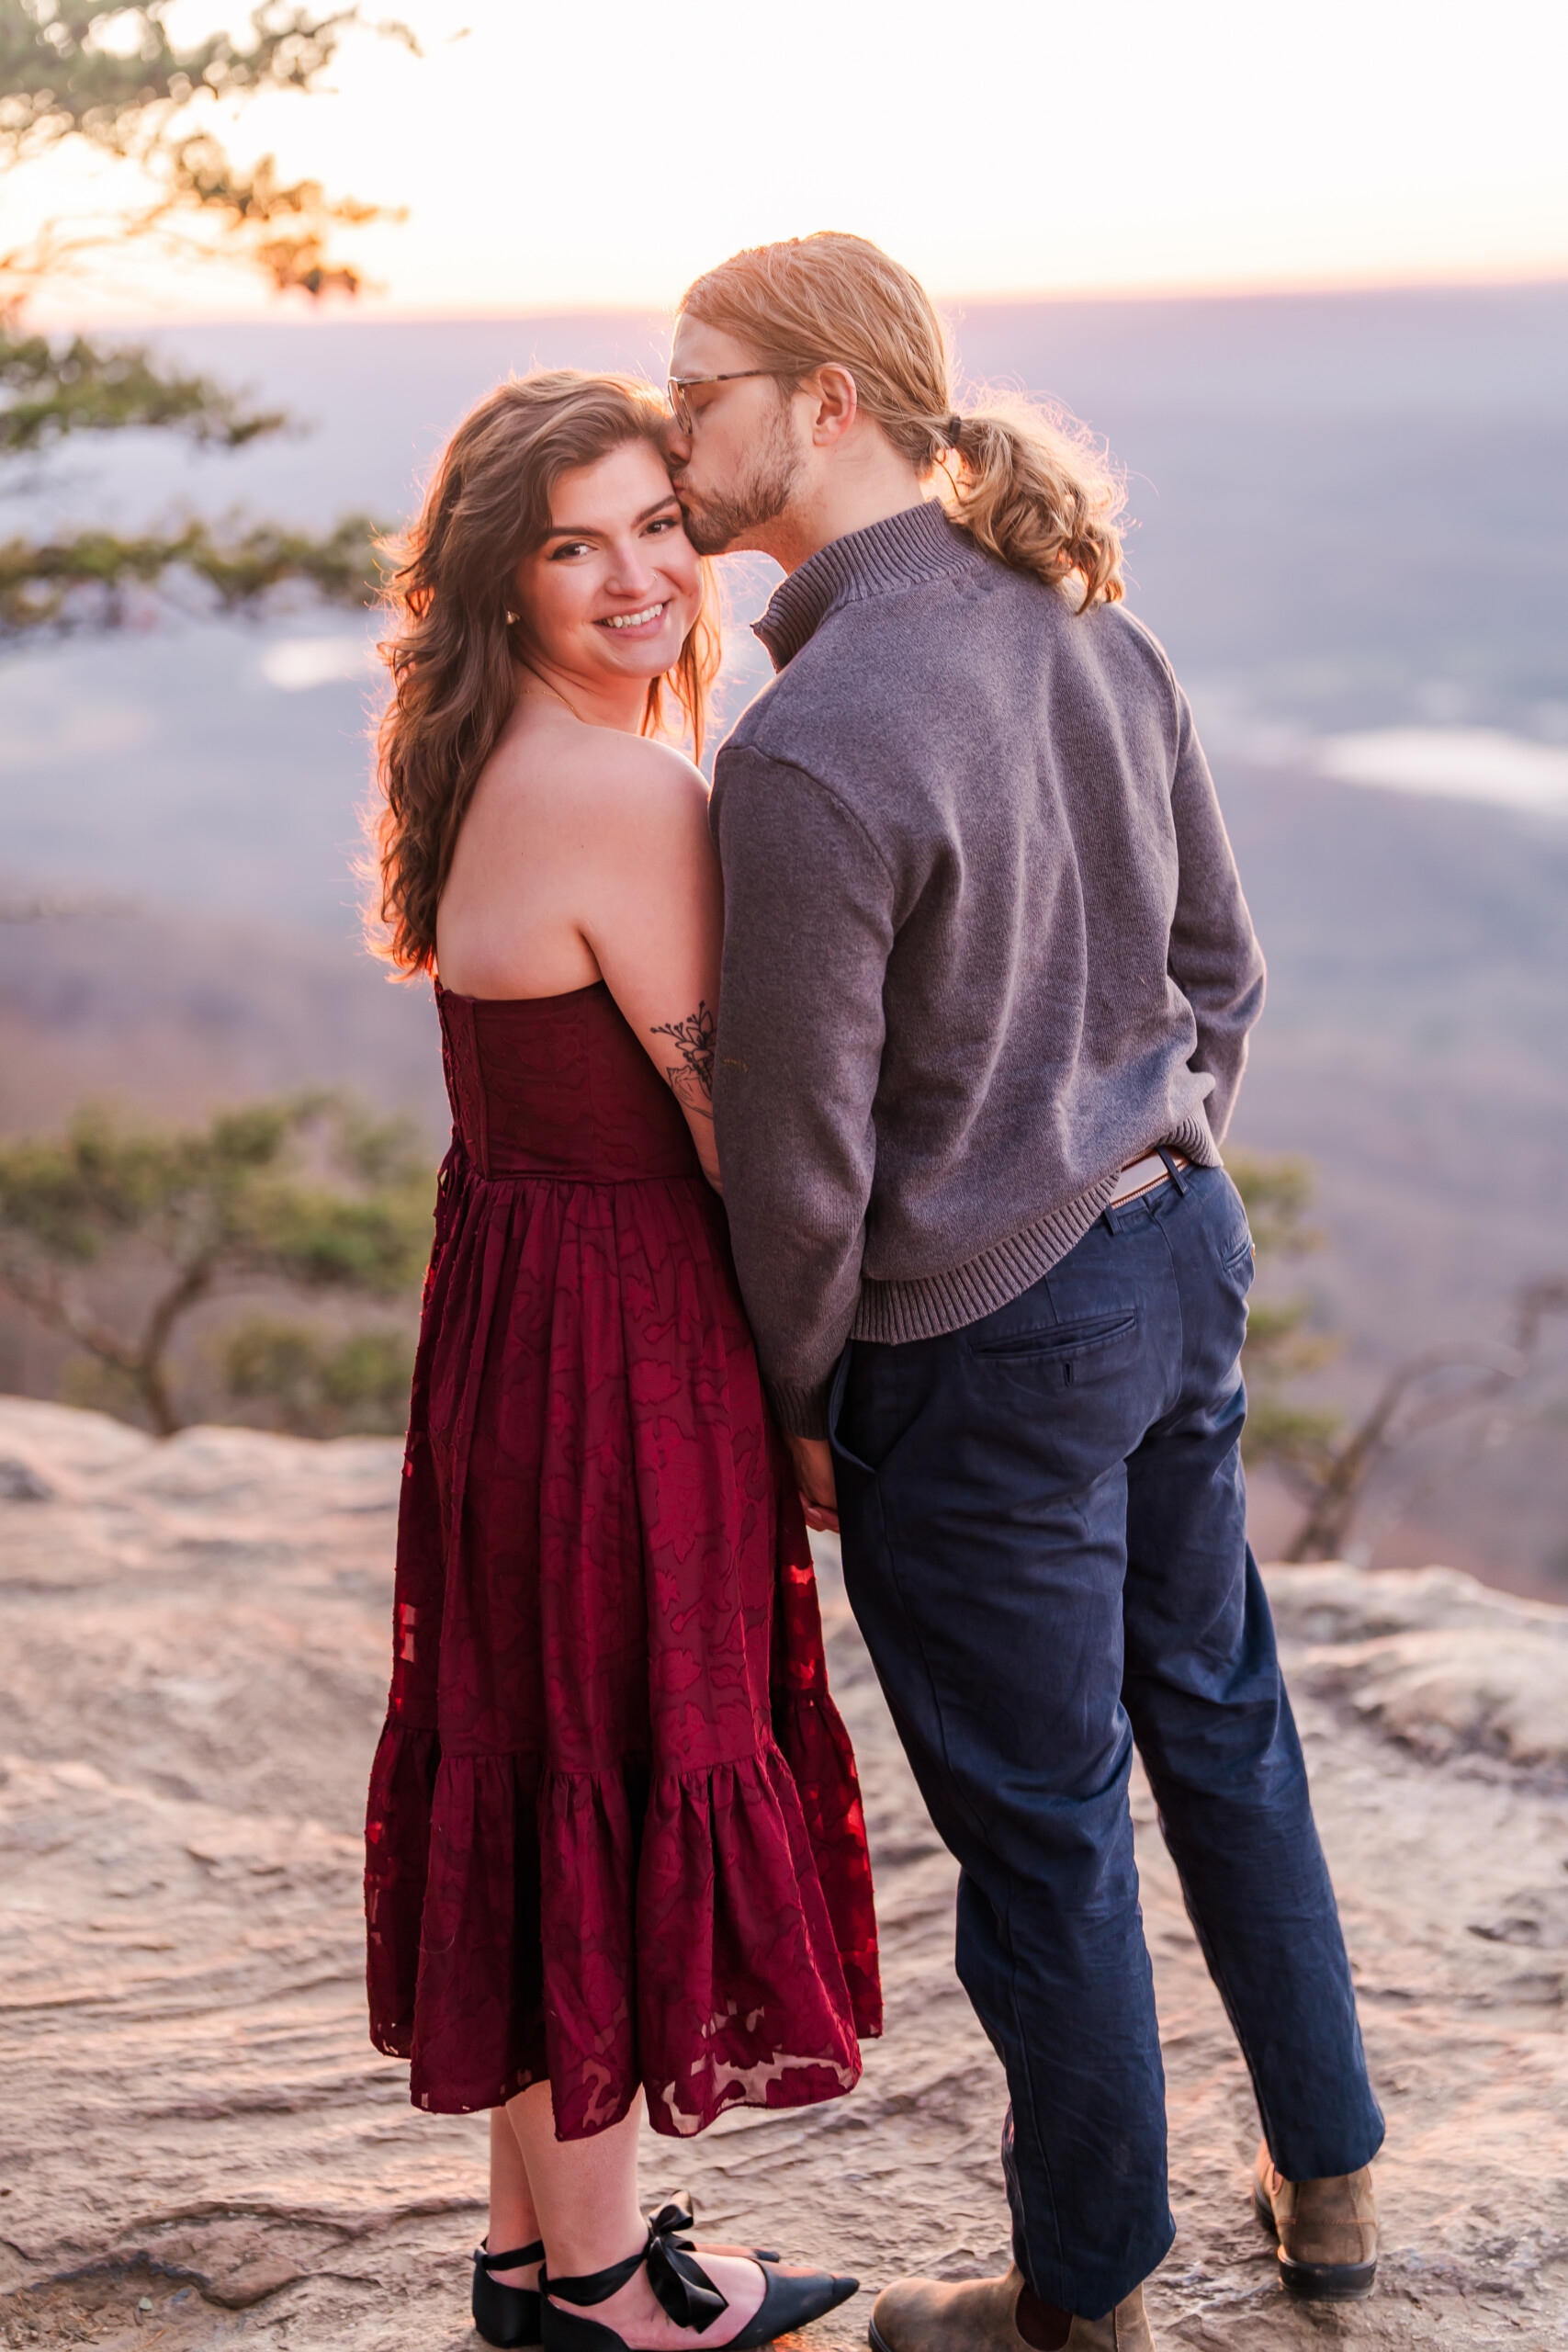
[{"xmin": 578, "ymin": 739, "xmax": 724, "ymax": 1188}]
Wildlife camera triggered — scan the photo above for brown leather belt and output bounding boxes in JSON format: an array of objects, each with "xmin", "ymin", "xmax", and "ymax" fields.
[{"xmin": 1109, "ymin": 1149, "xmax": 1190, "ymax": 1206}]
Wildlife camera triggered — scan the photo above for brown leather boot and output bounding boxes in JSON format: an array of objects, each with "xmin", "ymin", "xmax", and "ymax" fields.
[
  {"xmin": 1253, "ymin": 2140, "xmax": 1378, "ymax": 2300},
  {"xmin": 869, "ymin": 2265, "xmax": 1156, "ymax": 2352}
]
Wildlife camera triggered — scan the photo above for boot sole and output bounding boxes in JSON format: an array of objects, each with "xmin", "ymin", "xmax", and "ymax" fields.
[{"xmin": 1253, "ymin": 2184, "xmax": 1377, "ymax": 2301}]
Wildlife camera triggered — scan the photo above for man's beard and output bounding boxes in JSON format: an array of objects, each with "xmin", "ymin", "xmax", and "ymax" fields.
[{"xmin": 675, "ymin": 405, "xmax": 803, "ymax": 555}]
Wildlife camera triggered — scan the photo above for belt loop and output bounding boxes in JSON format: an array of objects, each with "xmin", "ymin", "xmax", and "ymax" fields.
[{"xmin": 1156, "ymin": 1146, "xmax": 1189, "ymax": 1194}]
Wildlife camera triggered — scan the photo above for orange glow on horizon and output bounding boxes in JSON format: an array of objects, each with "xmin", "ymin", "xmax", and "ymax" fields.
[{"xmin": 6, "ymin": 0, "xmax": 1566, "ymax": 329}]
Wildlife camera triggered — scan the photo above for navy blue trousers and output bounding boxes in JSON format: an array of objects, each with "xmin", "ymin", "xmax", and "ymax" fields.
[{"xmin": 829, "ymin": 1163, "xmax": 1383, "ymax": 2317}]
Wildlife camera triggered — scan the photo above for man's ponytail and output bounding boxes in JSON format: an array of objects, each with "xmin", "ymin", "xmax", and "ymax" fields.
[
  {"xmin": 947, "ymin": 401, "xmax": 1124, "ymax": 611},
  {"xmin": 680, "ymin": 232, "xmax": 1126, "ymax": 615}
]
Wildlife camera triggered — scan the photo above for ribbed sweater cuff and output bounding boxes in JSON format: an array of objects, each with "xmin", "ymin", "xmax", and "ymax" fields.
[{"xmin": 767, "ymin": 1376, "xmax": 834, "ymax": 1442}]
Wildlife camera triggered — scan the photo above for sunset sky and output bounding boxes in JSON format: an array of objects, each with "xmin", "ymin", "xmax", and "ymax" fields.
[{"xmin": 14, "ymin": 0, "xmax": 1568, "ymax": 322}]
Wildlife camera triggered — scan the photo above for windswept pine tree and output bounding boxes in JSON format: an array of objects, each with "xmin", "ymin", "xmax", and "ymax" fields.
[
  {"xmin": 0, "ymin": 1091, "xmax": 431, "ymax": 1433},
  {"xmin": 0, "ymin": 2, "xmax": 414, "ymax": 634},
  {"xmin": 1232, "ymin": 1151, "xmax": 1568, "ymax": 1561}
]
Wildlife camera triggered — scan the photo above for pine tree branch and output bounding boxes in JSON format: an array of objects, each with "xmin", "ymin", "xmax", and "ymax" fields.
[
  {"xmin": 0, "ymin": 5, "xmax": 377, "ymax": 166},
  {"xmin": 0, "ymin": 509, "xmax": 386, "ymax": 631},
  {"xmin": 0, "ymin": 1246, "xmax": 133, "ymax": 1371},
  {"xmin": 0, "ymin": 5, "xmax": 416, "ymax": 300},
  {"xmin": 0, "ymin": 314, "xmax": 286, "ymax": 452},
  {"xmin": 0, "ymin": 141, "xmax": 402, "ymax": 304},
  {"xmin": 0, "ymin": 10, "xmax": 414, "ymax": 642}
]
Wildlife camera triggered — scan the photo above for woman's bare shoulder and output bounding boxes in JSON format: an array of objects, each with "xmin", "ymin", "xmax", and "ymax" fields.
[
  {"xmin": 478, "ymin": 718, "xmax": 707, "ymax": 830},
  {"xmin": 570, "ymin": 726, "xmax": 708, "ymax": 810}
]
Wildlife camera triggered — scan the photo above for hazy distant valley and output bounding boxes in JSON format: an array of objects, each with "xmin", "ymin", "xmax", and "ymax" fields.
[{"xmin": 3, "ymin": 282, "xmax": 1565, "ymax": 1588}]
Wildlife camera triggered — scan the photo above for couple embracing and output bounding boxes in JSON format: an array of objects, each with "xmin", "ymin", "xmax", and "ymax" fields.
[{"xmin": 361, "ymin": 234, "xmax": 1383, "ymax": 2352}]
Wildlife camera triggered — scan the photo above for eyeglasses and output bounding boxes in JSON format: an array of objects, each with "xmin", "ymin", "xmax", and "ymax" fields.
[{"xmin": 666, "ymin": 371, "xmax": 781, "ymax": 435}]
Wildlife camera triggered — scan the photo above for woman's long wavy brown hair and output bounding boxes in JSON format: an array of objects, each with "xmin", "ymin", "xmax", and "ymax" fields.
[
  {"xmin": 680, "ymin": 233, "xmax": 1125, "ymax": 611},
  {"xmin": 367, "ymin": 369, "xmax": 720, "ymax": 977}
]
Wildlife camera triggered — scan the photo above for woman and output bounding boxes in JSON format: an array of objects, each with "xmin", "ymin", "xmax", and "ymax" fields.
[{"xmin": 363, "ymin": 370, "xmax": 881, "ymax": 2352}]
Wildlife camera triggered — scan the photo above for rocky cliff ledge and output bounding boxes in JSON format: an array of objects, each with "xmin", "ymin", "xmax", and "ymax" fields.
[{"xmin": 1, "ymin": 1398, "xmax": 1565, "ymax": 2351}]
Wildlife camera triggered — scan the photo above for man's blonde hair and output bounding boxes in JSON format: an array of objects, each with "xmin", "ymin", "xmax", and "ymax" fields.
[{"xmin": 679, "ymin": 232, "xmax": 1124, "ymax": 610}]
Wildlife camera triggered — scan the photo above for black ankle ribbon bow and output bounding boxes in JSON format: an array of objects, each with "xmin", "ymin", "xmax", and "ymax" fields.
[
  {"xmin": 543, "ymin": 2199, "xmax": 731, "ymax": 2335},
  {"xmin": 644, "ymin": 2204, "xmax": 729, "ymax": 2333}
]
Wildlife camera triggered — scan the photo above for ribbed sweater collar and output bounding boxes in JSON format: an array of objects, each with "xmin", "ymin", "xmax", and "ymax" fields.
[{"xmin": 752, "ymin": 498, "xmax": 981, "ymax": 672}]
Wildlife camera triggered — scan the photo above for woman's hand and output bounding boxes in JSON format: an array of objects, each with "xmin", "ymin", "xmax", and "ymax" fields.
[{"xmin": 785, "ymin": 1433, "xmax": 840, "ymax": 1534}]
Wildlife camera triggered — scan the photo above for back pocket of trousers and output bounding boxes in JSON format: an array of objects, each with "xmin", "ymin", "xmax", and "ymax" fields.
[{"xmin": 971, "ymin": 1310, "xmax": 1138, "ymax": 1387}]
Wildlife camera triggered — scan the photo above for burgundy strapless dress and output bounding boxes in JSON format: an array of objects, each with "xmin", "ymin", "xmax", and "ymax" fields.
[{"xmin": 364, "ymin": 981, "xmax": 880, "ymax": 2136}]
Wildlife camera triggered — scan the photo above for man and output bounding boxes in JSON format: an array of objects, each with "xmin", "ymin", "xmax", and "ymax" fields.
[{"xmin": 667, "ymin": 233, "xmax": 1383, "ymax": 2352}]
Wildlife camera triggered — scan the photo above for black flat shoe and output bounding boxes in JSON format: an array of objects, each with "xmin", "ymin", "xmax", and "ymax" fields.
[
  {"xmin": 474, "ymin": 2200, "xmax": 784, "ymax": 2347},
  {"xmin": 541, "ymin": 2205, "xmax": 856, "ymax": 2352},
  {"xmin": 474, "ymin": 2237, "xmax": 545, "ymax": 2348},
  {"xmin": 721, "ymin": 2263, "xmax": 860, "ymax": 2349}
]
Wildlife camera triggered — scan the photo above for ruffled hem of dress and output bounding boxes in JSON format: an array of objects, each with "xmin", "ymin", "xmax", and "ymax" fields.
[
  {"xmin": 773, "ymin": 1690, "xmax": 882, "ymax": 2040},
  {"xmin": 364, "ymin": 1714, "xmax": 874, "ymax": 2133},
  {"xmin": 364, "ymin": 1713, "xmax": 440, "ymax": 2064}
]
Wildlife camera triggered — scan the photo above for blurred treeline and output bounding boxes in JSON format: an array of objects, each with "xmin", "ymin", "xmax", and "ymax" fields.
[
  {"xmin": 1, "ymin": 1097, "xmax": 1562, "ymax": 1566},
  {"xmin": 1229, "ymin": 1153, "xmax": 1564, "ymax": 1565},
  {"xmin": 0, "ymin": 1092, "xmax": 430, "ymax": 1437}
]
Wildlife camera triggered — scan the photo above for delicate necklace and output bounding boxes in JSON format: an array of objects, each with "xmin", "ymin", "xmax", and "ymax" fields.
[{"xmin": 520, "ymin": 663, "xmax": 585, "ymax": 724}]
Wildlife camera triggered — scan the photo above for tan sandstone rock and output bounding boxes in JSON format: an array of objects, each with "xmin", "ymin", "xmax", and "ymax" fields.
[{"xmin": 1, "ymin": 1396, "xmax": 1565, "ymax": 2349}]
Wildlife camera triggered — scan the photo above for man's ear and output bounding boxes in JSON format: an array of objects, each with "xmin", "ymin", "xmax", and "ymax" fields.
[{"xmin": 804, "ymin": 364, "xmax": 859, "ymax": 447}]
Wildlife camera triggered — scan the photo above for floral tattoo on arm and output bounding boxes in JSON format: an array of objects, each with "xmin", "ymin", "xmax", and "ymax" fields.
[{"xmin": 651, "ymin": 1001, "xmax": 716, "ymax": 1121}]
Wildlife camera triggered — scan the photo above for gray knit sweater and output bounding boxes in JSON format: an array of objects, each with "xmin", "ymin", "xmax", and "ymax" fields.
[{"xmin": 709, "ymin": 500, "xmax": 1265, "ymax": 1437}]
